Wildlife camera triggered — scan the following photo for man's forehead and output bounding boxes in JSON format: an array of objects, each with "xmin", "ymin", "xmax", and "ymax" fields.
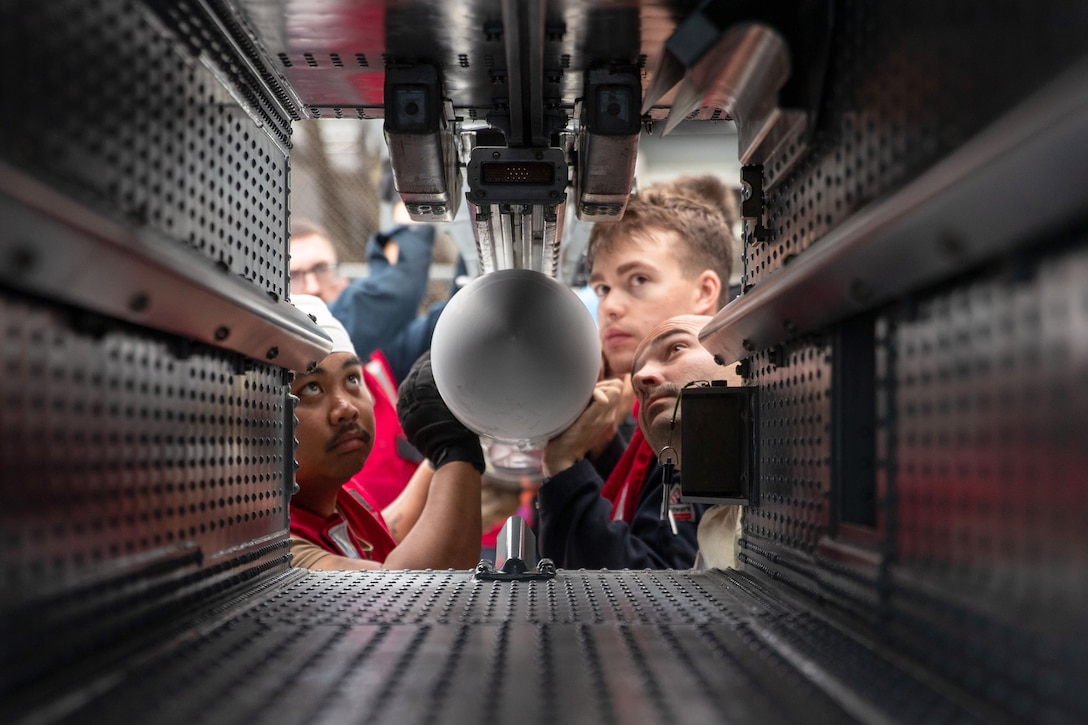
[
  {"xmin": 290, "ymin": 234, "xmax": 336, "ymax": 261},
  {"xmin": 294, "ymin": 352, "xmax": 362, "ymax": 380},
  {"xmin": 632, "ymin": 325, "xmax": 700, "ymax": 370},
  {"xmin": 588, "ymin": 227, "xmax": 681, "ymax": 280}
]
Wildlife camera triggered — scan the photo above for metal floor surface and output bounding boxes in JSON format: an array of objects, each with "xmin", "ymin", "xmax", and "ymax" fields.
[{"xmin": 11, "ymin": 567, "xmax": 997, "ymax": 725}]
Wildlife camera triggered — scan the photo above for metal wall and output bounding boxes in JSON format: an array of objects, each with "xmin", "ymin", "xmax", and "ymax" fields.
[
  {"xmin": 0, "ymin": 0, "xmax": 304, "ymax": 705},
  {"xmin": 730, "ymin": 2, "xmax": 1088, "ymax": 722},
  {"xmin": 1, "ymin": 0, "xmax": 1087, "ymax": 723}
]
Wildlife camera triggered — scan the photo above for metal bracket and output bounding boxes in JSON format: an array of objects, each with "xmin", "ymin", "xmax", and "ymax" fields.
[
  {"xmin": 740, "ymin": 165, "xmax": 771, "ymax": 243},
  {"xmin": 642, "ymin": 0, "xmax": 833, "ymax": 189},
  {"xmin": 473, "ymin": 515, "xmax": 556, "ymax": 581}
]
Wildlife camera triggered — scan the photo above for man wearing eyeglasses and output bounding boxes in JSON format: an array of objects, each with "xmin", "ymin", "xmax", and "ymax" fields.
[
  {"xmin": 289, "ymin": 194, "xmax": 438, "ymax": 513},
  {"xmin": 289, "ymin": 212, "xmax": 435, "ymax": 364},
  {"xmin": 288, "ymin": 225, "xmax": 347, "ymax": 303}
]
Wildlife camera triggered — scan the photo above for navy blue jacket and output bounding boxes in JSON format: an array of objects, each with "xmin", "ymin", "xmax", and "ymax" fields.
[
  {"xmin": 536, "ymin": 458, "xmax": 705, "ymax": 570},
  {"xmin": 329, "ymin": 224, "xmax": 435, "ymax": 361}
]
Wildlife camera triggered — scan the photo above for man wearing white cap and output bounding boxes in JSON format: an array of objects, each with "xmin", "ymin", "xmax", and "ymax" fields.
[{"xmin": 288, "ymin": 295, "xmax": 484, "ymax": 570}]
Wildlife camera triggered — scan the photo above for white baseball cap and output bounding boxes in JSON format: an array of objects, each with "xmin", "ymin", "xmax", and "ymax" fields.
[{"xmin": 291, "ymin": 294, "xmax": 356, "ymax": 357}]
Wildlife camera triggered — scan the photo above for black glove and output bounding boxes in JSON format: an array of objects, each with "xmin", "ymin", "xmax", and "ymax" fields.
[{"xmin": 397, "ymin": 351, "xmax": 485, "ymax": 473}]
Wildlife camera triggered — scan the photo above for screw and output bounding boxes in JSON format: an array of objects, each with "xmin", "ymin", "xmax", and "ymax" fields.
[
  {"xmin": 214, "ymin": 326, "xmax": 230, "ymax": 341},
  {"xmin": 849, "ymin": 278, "xmax": 873, "ymax": 304},
  {"xmin": 938, "ymin": 234, "xmax": 966, "ymax": 259},
  {"xmin": 9, "ymin": 247, "xmax": 36, "ymax": 273},
  {"xmin": 129, "ymin": 293, "xmax": 150, "ymax": 312}
]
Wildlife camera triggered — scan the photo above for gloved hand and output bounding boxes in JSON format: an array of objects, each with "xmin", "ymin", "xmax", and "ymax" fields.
[{"xmin": 397, "ymin": 351, "xmax": 485, "ymax": 473}]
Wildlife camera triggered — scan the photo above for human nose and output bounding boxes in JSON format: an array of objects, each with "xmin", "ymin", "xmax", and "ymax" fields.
[
  {"xmin": 328, "ymin": 389, "xmax": 359, "ymax": 424},
  {"xmin": 596, "ymin": 288, "xmax": 623, "ymax": 321},
  {"xmin": 632, "ymin": 361, "xmax": 663, "ymax": 395}
]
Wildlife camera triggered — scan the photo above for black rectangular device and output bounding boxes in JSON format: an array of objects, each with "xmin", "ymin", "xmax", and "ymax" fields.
[{"xmin": 679, "ymin": 383, "xmax": 757, "ymax": 505}]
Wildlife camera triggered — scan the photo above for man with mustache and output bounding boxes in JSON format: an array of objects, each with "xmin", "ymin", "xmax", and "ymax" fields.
[
  {"xmin": 287, "ymin": 295, "xmax": 483, "ymax": 570},
  {"xmin": 538, "ymin": 184, "xmax": 737, "ymax": 569}
]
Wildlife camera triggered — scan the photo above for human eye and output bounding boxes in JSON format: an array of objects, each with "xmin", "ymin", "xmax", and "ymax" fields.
[
  {"xmin": 592, "ymin": 283, "xmax": 609, "ymax": 298},
  {"xmin": 630, "ymin": 273, "xmax": 650, "ymax": 288},
  {"xmin": 294, "ymin": 380, "xmax": 322, "ymax": 398},
  {"xmin": 665, "ymin": 341, "xmax": 688, "ymax": 358},
  {"xmin": 345, "ymin": 371, "xmax": 363, "ymax": 389}
]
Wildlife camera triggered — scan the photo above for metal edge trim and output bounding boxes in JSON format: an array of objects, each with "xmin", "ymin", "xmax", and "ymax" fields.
[
  {"xmin": 0, "ymin": 162, "xmax": 331, "ymax": 372},
  {"xmin": 701, "ymin": 59, "xmax": 1088, "ymax": 363}
]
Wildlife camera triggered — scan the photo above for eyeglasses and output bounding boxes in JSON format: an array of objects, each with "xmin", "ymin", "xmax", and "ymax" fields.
[{"xmin": 289, "ymin": 262, "xmax": 338, "ymax": 284}]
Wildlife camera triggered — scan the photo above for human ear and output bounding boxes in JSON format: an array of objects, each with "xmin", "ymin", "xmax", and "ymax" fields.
[{"xmin": 692, "ymin": 270, "xmax": 722, "ymax": 314}]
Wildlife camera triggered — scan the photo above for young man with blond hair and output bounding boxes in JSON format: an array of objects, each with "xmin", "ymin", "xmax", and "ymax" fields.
[{"xmin": 538, "ymin": 182, "xmax": 737, "ymax": 569}]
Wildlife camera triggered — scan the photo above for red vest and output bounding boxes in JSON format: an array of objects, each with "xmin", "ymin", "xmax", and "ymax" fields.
[
  {"xmin": 344, "ymin": 351, "xmax": 420, "ymax": 509},
  {"xmin": 600, "ymin": 402, "xmax": 657, "ymax": 523},
  {"xmin": 289, "ymin": 487, "xmax": 397, "ymax": 563}
]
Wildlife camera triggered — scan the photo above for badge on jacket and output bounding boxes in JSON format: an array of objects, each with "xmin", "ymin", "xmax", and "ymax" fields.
[{"xmin": 667, "ymin": 483, "xmax": 694, "ymax": 535}]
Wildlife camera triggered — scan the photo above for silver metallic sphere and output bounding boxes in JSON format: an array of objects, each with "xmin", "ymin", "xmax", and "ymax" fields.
[{"xmin": 430, "ymin": 268, "xmax": 602, "ymax": 446}]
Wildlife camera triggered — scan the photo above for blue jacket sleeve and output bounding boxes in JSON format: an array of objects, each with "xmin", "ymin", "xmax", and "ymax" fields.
[
  {"xmin": 329, "ymin": 224, "xmax": 435, "ymax": 360},
  {"xmin": 379, "ymin": 299, "xmax": 447, "ymax": 386},
  {"xmin": 536, "ymin": 458, "xmax": 704, "ymax": 570}
]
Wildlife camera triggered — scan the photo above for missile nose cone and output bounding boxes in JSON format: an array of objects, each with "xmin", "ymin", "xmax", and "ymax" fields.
[{"xmin": 430, "ymin": 269, "xmax": 602, "ymax": 446}]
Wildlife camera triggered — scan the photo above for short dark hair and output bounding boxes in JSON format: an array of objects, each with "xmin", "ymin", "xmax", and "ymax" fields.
[
  {"xmin": 586, "ymin": 187, "xmax": 736, "ymax": 309},
  {"xmin": 289, "ymin": 217, "xmax": 331, "ymax": 242},
  {"xmin": 656, "ymin": 174, "xmax": 739, "ymax": 229}
]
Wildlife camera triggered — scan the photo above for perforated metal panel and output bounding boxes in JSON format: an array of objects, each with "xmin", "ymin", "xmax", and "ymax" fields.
[
  {"xmin": 8, "ymin": 568, "xmax": 1008, "ymax": 725},
  {"xmin": 744, "ymin": 0, "xmax": 1088, "ymax": 288},
  {"xmin": 891, "ymin": 248, "xmax": 1088, "ymax": 606},
  {"xmin": 0, "ymin": 0, "xmax": 291, "ymax": 300},
  {"xmin": 875, "ymin": 242, "xmax": 1088, "ymax": 723},
  {"xmin": 742, "ymin": 339, "xmax": 832, "ymax": 554},
  {"xmin": 732, "ymin": 4, "xmax": 1088, "ymax": 722},
  {"xmin": 0, "ymin": 288, "xmax": 294, "ymax": 699},
  {"xmin": 0, "ymin": 291, "xmax": 291, "ymax": 596},
  {"xmin": 0, "ymin": 0, "xmax": 311, "ymax": 708}
]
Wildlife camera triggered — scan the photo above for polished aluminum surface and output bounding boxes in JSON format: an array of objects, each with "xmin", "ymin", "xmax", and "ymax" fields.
[
  {"xmin": 493, "ymin": 515, "xmax": 540, "ymax": 571},
  {"xmin": 9, "ymin": 568, "xmax": 1003, "ymax": 725},
  {"xmin": 5, "ymin": 2, "xmax": 1088, "ymax": 724},
  {"xmin": 238, "ymin": 0, "xmax": 737, "ymax": 277},
  {"xmin": 700, "ymin": 60, "xmax": 1088, "ymax": 365},
  {"xmin": 0, "ymin": 163, "xmax": 332, "ymax": 372},
  {"xmin": 253, "ymin": 0, "xmax": 687, "ymax": 119}
]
